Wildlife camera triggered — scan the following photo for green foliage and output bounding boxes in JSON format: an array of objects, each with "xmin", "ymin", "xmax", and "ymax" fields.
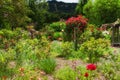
[
  {"xmin": 83, "ymin": 0, "xmax": 120, "ymax": 25},
  {"xmin": 0, "ymin": 49, "xmax": 16, "ymax": 77},
  {"xmin": 15, "ymin": 37, "xmax": 50, "ymax": 64},
  {"xmin": 83, "ymin": 0, "xmax": 97, "ymax": 24},
  {"xmin": 60, "ymin": 42, "xmax": 74, "ymax": 58},
  {"xmin": 50, "ymin": 41, "xmax": 62, "ymax": 57},
  {"xmin": 55, "ymin": 67, "xmax": 77, "ymax": 80},
  {"xmin": 0, "ymin": 0, "xmax": 31, "ymax": 29},
  {"xmin": 76, "ymin": 0, "xmax": 88, "ymax": 14},
  {"xmin": 97, "ymin": 49, "xmax": 120, "ymax": 80},
  {"xmin": 15, "ymin": 39, "xmax": 39, "ymax": 67},
  {"xmin": 50, "ymin": 21, "xmax": 66, "ymax": 32},
  {"xmin": 38, "ymin": 58, "xmax": 56, "ymax": 74},
  {"xmin": 53, "ymin": 32, "xmax": 62, "ymax": 40},
  {"xmin": 79, "ymin": 24, "xmax": 104, "ymax": 44},
  {"xmin": 45, "ymin": 21, "xmax": 65, "ymax": 40},
  {"xmin": 38, "ymin": 36, "xmax": 50, "ymax": 59},
  {"xmin": 29, "ymin": 0, "xmax": 49, "ymax": 29},
  {"xmin": 80, "ymin": 38, "xmax": 111, "ymax": 63}
]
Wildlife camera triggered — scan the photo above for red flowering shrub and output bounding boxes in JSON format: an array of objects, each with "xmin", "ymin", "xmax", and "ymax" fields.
[
  {"xmin": 66, "ymin": 15, "xmax": 88, "ymax": 30},
  {"xmin": 86, "ymin": 64, "xmax": 96, "ymax": 71},
  {"xmin": 84, "ymin": 72, "xmax": 89, "ymax": 77}
]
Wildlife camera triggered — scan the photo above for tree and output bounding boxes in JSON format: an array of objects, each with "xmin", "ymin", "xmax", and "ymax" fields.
[
  {"xmin": 66, "ymin": 15, "xmax": 88, "ymax": 50},
  {"xmin": 28, "ymin": 0, "xmax": 49, "ymax": 29},
  {"xmin": 0, "ymin": 0, "xmax": 13, "ymax": 29},
  {"xmin": 0, "ymin": 0, "xmax": 31, "ymax": 29},
  {"xmin": 83, "ymin": 0, "xmax": 97, "ymax": 24},
  {"xmin": 11, "ymin": 0, "xmax": 31, "ymax": 28},
  {"xmin": 83, "ymin": 0, "xmax": 120, "ymax": 25},
  {"xmin": 76, "ymin": 0, "xmax": 88, "ymax": 14}
]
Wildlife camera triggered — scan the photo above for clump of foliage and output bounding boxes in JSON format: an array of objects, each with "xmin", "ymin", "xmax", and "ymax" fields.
[
  {"xmin": 0, "ymin": 0, "xmax": 31, "ymax": 29},
  {"xmin": 60, "ymin": 42, "xmax": 74, "ymax": 58},
  {"xmin": 50, "ymin": 21, "xmax": 66, "ymax": 32},
  {"xmin": 79, "ymin": 38, "xmax": 111, "ymax": 63},
  {"xmin": 83, "ymin": 0, "xmax": 120, "ymax": 25},
  {"xmin": 79, "ymin": 24, "xmax": 107, "ymax": 44},
  {"xmin": 55, "ymin": 67, "xmax": 77, "ymax": 80},
  {"xmin": 38, "ymin": 58, "xmax": 56, "ymax": 74},
  {"xmin": 46, "ymin": 21, "xmax": 66, "ymax": 40},
  {"xmin": 50, "ymin": 41, "xmax": 62, "ymax": 57}
]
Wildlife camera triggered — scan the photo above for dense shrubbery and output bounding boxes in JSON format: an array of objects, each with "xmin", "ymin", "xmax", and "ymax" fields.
[
  {"xmin": 0, "ymin": 0, "xmax": 120, "ymax": 79},
  {"xmin": 80, "ymin": 38, "xmax": 111, "ymax": 63},
  {"xmin": 0, "ymin": 23, "xmax": 119, "ymax": 80}
]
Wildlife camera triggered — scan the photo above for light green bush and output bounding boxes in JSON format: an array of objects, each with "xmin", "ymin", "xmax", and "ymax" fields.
[
  {"xmin": 50, "ymin": 41, "xmax": 62, "ymax": 57},
  {"xmin": 80, "ymin": 38, "xmax": 111, "ymax": 63},
  {"xmin": 55, "ymin": 67, "xmax": 77, "ymax": 80},
  {"xmin": 60, "ymin": 42, "xmax": 74, "ymax": 58}
]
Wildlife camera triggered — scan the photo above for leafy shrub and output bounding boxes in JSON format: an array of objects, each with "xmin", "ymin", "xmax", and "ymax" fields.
[
  {"xmin": 15, "ymin": 39, "xmax": 38, "ymax": 66},
  {"xmin": 53, "ymin": 32, "xmax": 62, "ymax": 40},
  {"xmin": 0, "ymin": 29, "xmax": 16, "ymax": 39},
  {"xmin": 98, "ymin": 58, "xmax": 120, "ymax": 80},
  {"xmin": 60, "ymin": 42, "xmax": 74, "ymax": 58},
  {"xmin": 97, "ymin": 49, "xmax": 120, "ymax": 80},
  {"xmin": 38, "ymin": 58, "xmax": 56, "ymax": 74},
  {"xmin": 79, "ymin": 24, "xmax": 104, "ymax": 44},
  {"xmin": 38, "ymin": 36, "xmax": 50, "ymax": 59},
  {"xmin": 50, "ymin": 41, "xmax": 62, "ymax": 57},
  {"xmin": 0, "ymin": 49, "xmax": 16, "ymax": 77},
  {"xmin": 68, "ymin": 50, "xmax": 87, "ymax": 60},
  {"xmin": 55, "ymin": 67, "xmax": 77, "ymax": 80},
  {"xmin": 44, "ymin": 25, "xmax": 54, "ymax": 40},
  {"xmin": 80, "ymin": 38, "xmax": 111, "ymax": 63},
  {"xmin": 15, "ymin": 36, "xmax": 50, "ymax": 66},
  {"xmin": 50, "ymin": 21, "xmax": 66, "ymax": 32}
]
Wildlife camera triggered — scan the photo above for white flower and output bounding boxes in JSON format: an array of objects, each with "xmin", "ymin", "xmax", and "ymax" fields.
[{"xmin": 102, "ymin": 30, "xmax": 109, "ymax": 35}]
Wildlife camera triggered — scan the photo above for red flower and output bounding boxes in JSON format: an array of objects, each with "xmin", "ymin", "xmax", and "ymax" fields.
[
  {"xmin": 86, "ymin": 64, "xmax": 96, "ymax": 71},
  {"xmin": 84, "ymin": 72, "xmax": 89, "ymax": 77},
  {"xmin": 66, "ymin": 15, "xmax": 88, "ymax": 30}
]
